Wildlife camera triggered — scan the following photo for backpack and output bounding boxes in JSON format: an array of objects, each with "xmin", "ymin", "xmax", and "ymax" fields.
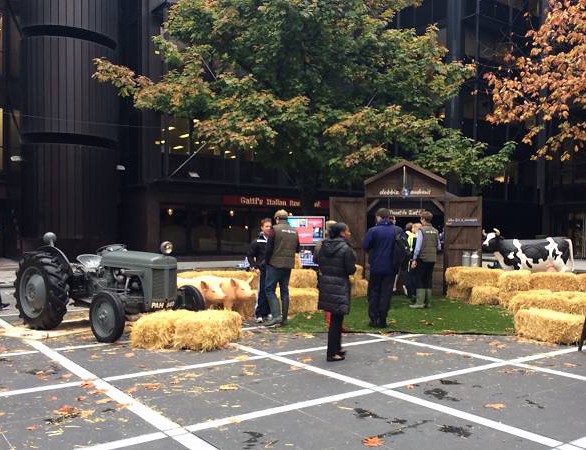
[{"xmin": 393, "ymin": 228, "xmax": 410, "ymax": 272}]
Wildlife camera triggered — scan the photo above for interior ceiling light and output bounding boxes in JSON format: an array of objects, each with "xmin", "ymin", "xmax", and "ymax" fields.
[
  {"xmin": 230, "ymin": 155, "xmax": 236, "ymax": 159},
  {"xmin": 173, "ymin": 145, "xmax": 184, "ymax": 150},
  {"xmin": 168, "ymin": 126, "xmax": 176, "ymax": 130},
  {"xmin": 225, "ymin": 150, "xmax": 232, "ymax": 154},
  {"xmin": 179, "ymin": 134, "xmax": 189, "ymax": 138}
]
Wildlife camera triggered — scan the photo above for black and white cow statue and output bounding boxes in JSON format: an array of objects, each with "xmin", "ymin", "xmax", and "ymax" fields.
[{"xmin": 482, "ymin": 229, "xmax": 574, "ymax": 272}]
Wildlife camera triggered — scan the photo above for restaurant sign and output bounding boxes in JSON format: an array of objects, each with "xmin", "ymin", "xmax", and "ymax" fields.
[{"xmin": 222, "ymin": 195, "xmax": 328, "ymax": 209}]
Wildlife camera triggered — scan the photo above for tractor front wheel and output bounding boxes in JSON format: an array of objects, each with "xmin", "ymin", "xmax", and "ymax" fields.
[
  {"xmin": 90, "ymin": 291, "xmax": 125, "ymax": 343},
  {"xmin": 15, "ymin": 252, "xmax": 69, "ymax": 330},
  {"xmin": 175, "ymin": 285, "xmax": 205, "ymax": 311}
]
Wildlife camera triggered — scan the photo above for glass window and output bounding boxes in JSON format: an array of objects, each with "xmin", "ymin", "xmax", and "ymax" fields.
[
  {"xmin": 160, "ymin": 207, "xmax": 188, "ymax": 254},
  {"xmin": 161, "ymin": 117, "xmax": 190, "ymax": 154},
  {"xmin": 220, "ymin": 208, "xmax": 251, "ymax": 254},
  {"xmin": 191, "ymin": 208, "xmax": 219, "ymax": 253}
]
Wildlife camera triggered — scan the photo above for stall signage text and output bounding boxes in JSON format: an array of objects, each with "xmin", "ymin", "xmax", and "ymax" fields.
[
  {"xmin": 222, "ymin": 195, "xmax": 328, "ymax": 209},
  {"xmin": 445, "ymin": 217, "xmax": 481, "ymax": 227},
  {"xmin": 378, "ymin": 188, "xmax": 432, "ymax": 197}
]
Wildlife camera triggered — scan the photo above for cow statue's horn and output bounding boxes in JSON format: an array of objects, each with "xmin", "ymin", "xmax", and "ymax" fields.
[
  {"xmin": 493, "ymin": 228, "xmax": 501, "ymax": 236},
  {"xmin": 482, "ymin": 229, "xmax": 487, "ymax": 237}
]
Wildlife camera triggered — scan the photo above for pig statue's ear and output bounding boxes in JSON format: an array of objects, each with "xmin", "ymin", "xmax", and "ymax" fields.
[
  {"xmin": 200, "ymin": 280, "xmax": 209, "ymax": 290},
  {"xmin": 493, "ymin": 228, "xmax": 501, "ymax": 236},
  {"xmin": 246, "ymin": 274, "xmax": 254, "ymax": 285},
  {"xmin": 230, "ymin": 278, "xmax": 237, "ymax": 287}
]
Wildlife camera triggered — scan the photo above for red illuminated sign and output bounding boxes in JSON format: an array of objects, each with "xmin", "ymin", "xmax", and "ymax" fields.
[{"xmin": 222, "ymin": 195, "xmax": 328, "ymax": 210}]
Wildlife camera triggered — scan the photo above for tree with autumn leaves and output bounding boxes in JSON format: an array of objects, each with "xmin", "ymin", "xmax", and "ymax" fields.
[
  {"xmin": 95, "ymin": 0, "xmax": 513, "ymax": 208},
  {"xmin": 486, "ymin": 0, "xmax": 586, "ymax": 161}
]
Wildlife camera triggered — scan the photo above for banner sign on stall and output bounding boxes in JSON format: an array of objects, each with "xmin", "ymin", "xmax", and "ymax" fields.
[
  {"xmin": 222, "ymin": 195, "xmax": 328, "ymax": 210},
  {"xmin": 287, "ymin": 216, "xmax": 326, "ymax": 245}
]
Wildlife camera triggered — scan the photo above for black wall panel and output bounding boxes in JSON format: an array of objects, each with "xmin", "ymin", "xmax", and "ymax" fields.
[{"xmin": 20, "ymin": 0, "xmax": 120, "ymax": 255}]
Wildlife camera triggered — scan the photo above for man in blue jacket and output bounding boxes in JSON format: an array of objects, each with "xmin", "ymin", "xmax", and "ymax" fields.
[{"xmin": 363, "ymin": 208, "xmax": 396, "ymax": 328}]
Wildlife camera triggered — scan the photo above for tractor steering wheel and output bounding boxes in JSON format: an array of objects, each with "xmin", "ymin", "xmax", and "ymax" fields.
[{"xmin": 96, "ymin": 244, "xmax": 127, "ymax": 256}]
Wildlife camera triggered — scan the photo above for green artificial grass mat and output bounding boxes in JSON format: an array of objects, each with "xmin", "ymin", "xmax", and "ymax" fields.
[{"xmin": 280, "ymin": 295, "xmax": 515, "ymax": 335}]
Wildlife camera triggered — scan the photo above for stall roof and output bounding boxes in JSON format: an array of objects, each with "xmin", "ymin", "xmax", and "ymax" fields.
[{"xmin": 364, "ymin": 160, "xmax": 447, "ymax": 187}]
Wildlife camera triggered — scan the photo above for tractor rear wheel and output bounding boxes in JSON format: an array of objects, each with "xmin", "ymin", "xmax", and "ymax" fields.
[
  {"xmin": 175, "ymin": 285, "xmax": 205, "ymax": 311},
  {"xmin": 90, "ymin": 291, "xmax": 125, "ymax": 343},
  {"xmin": 15, "ymin": 252, "xmax": 69, "ymax": 330}
]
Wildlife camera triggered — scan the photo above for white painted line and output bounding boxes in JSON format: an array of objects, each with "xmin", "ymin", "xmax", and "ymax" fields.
[
  {"xmin": 0, "ymin": 340, "xmax": 131, "ymax": 359},
  {"xmin": 185, "ymin": 389, "xmax": 372, "ymax": 433},
  {"xmin": 0, "ymin": 349, "xmax": 38, "ymax": 357},
  {"xmin": 78, "ymin": 432, "xmax": 167, "ymax": 450},
  {"xmin": 383, "ymin": 389, "xmax": 563, "ymax": 448},
  {"xmin": 0, "ymin": 381, "xmax": 81, "ymax": 398},
  {"xmin": 555, "ymin": 444, "xmax": 585, "ymax": 450},
  {"xmin": 570, "ymin": 436, "xmax": 586, "ymax": 447},
  {"xmin": 104, "ymin": 354, "xmax": 267, "ymax": 382},
  {"xmin": 275, "ymin": 337, "xmax": 387, "ymax": 356},
  {"xmin": 0, "ymin": 317, "xmax": 217, "ymax": 450}
]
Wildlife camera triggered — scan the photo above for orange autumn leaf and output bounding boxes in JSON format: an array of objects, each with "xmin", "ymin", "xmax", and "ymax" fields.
[
  {"xmin": 485, "ymin": 403, "xmax": 506, "ymax": 410},
  {"xmin": 124, "ymin": 352, "xmax": 135, "ymax": 358},
  {"xmin": 362, "ymin": 436, "xmax": 385, "ymax": 447},
  {"xmin": 54, "ymin": 405, "xmax": 75, "ymax": 415},
  {"xmin": 141, "ymin": 383, "xmax": 161, "ymax": 391},
  {"xmin": 416, "ymin": 352, "xmax": 433, "ymax": 357}
]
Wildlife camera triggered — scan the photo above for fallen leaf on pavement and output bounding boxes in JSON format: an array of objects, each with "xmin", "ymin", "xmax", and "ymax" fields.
[
  {"xmin": 26, "ymin": 425, "xmax": 38, "ymax": 431},
  {"xmin": 124, "ymin": 352, "xmax": 135, "ymax": 358},
  {"xmin": 563, "ymin": 363, "xmax": 578, "ymax": 368},
  {"xmin": 406, "ymin": 384, "xmax": 415, "ymax": 390},
  {"xmin": 96, "ymin": 398, "xmax": 112, "ymax": 404},
  {"xmin": 299, "ymin": 356, "xmax": 313, "ymax": 363},
  {"xmin": 219, "ymin": 384, "xmax": 239, "ymax": 391},
  {"xmin": 485, "ymin": 403, "xmax": 506, "ymax": 410},
  {"xmin": 54, "ymin": 405, "xmax": 75, "ymax": 415},
  {"xmin": 140, "ymin": 383, "xmax": 161, "ymax": 391},
  {"xmin": 416, "ymin": 352, "xmax": 433, "ymax": 357},
  {"xmin": 76, "ymin": 396, "xmax": 87, "ymax": 402},
  {"xmin": 235, "ymin": 355, "xmax": 249, "ymax": 361},
  {"xmin": 362, "ymin": 436, "xmax": 385, "ymax": 447}
]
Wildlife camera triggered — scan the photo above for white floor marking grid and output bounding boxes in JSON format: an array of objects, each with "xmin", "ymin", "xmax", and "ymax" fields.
[
  {"xmin": 0, "ymin": 317, "xmax": 218, "ymax": 450},
  {"xmin": 2, "ymin": 318, "xmax": 585, "ymax": 449}
]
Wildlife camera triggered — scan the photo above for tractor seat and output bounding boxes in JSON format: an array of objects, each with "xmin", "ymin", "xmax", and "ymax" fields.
[{"xmin": 77, "ymin": 254, "xmax": 102, "ymax": 271}]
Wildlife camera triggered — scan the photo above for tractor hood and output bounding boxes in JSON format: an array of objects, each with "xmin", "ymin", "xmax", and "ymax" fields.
[{"xmin": 101, "ymin": 251, "xmax": 177, "ymax": 269}]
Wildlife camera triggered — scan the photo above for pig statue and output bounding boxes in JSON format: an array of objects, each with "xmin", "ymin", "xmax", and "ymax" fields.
[
  {"xmin": 219, "ymin": 276, "xmax": 255, "ymax": 310},
  {"xmin": 177, "ymin": 276, "xmax": 227, "ymax": 307}
]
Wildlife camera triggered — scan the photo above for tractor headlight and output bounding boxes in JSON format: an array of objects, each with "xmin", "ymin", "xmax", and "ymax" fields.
[{"xmin": 160, "ymin": 241, "xmax": 174, "ymax": 255}]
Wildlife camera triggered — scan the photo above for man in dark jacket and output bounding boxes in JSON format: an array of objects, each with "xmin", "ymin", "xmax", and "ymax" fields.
[
  {"xmin": 316, "ymin": 222, "xmax": 356, "ymax": 361},
  {"xmin": 362, "ymin": 208, "xmax": 396, "ymax": 328},
  {"xmin": 264, "ymin": 209, "xmax": 300, "ymax": 327},
  {"xmin": 247, "ymin": 218, "xmax": 272, "ymax": 323}
]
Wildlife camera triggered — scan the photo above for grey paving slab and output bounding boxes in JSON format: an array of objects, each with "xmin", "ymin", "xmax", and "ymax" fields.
[
  {"xmin": 0, "ymin": 352, "xmax": 79, "ymax": 392},
  {"xmin": 395, "ymin": 366, "xmax": 585, "ymax": 443},
  {"xmin": 530, "ymin": 351, "xmax": 586, "ymax": 377},
  {"xmin": 404, "ymin": 334, "xmax": 563, "ymax": 360},
  {"xmin": 120, "ymin": 437, "xmax": 189, "ymax": 449},
  {"xmin": 0, "ymin": 385, "xmax": 158, "ymax": 450},
  {"xmin": 0, "ymin": 335, "xmax": 34, "ymax": 354},
  {"xmin": 196, "ymin": 394, "xmax": 543, "ymax": 450},
  {"xmin": 290, "ymin": 339, "xmax": 484, "ymax": 386},
  {"xmin": 109, "ymin": 358, "xmax": 359, "ymax": 426}
]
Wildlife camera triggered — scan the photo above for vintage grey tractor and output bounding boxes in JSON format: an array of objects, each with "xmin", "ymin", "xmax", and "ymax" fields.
[{"xmin": 14, "ymin": 232, "xmax": 204, "ymax": 342}]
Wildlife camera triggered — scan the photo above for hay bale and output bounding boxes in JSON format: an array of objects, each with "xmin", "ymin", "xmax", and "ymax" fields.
[
  {"xmin": 469, "ymin": 286, "xmax": 500, "ymax": 305},
  {"xmin": 446, "ymin": 284, "xmax": 471, "ymax": 301},
  {"xmin": 355, "ymin": 265, "xmax": 364, "ymax": 279},
  {"xmin": 514, "ymin": 308, "xmax": 584, "ymax": 345},
  {"xmin": 508, "ymin": 290, "xmax": 586, "ymax": 316},
  {"xmin": 179, "ymin": 270, "xmax": 259, "ymax": 290},
  {"xmin": 294, "ymin": 253, "xmax": 303, "ymax": 269},
  {"xmin": 234, "ymin": 294, "xmax": 257, "ymax": 319},
  {"xmin": 289, "ymin": 269, "xmax": 318, "ymax": 289},
  {"xmin": 529, "ymin": 272, "xmax": 578, "ymax": 291},
  {"xmin": 130, "ymin": 310, "xmax": 191, "ymax": 350},
  {"xmin": 497, "ymin": 270, "xmax": 531, "ymax": 307},
  {"xmin": 351, "ymin": 279, "xmax": 368, "ymax": 298},
  {"xmin": 456, "ymin": 268, "xmax": 503, "ymax": 289},
  {"xmin": 173, "ymin": 310, "xmax": 242, "ymax": 351},
  {"xmin": 277, "ymin": 288, "xmax": 318, "ymax": 314},
  {"xmin": 445, "ymin": 266, "xmax": 472, "ymax": 285},
  {"xmin": 576, "ymin": 274, "xmax": 586, "ymax": 292}
]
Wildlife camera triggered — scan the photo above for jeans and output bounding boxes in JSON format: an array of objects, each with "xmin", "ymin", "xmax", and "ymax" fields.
[
  {"xmin": 254, "ymin": 267, "xmax": 270, "ymax": 318},
  {"xmin": 327, "ymin": 313, "xmax": 344, "ymax": 357},
  {"xmin": 265, "ymin": 265, "xmax": 292, "ymax": 320},
  {"xmin": 367, "ymin": 273, "xmax": 394, "ymax": 325}
]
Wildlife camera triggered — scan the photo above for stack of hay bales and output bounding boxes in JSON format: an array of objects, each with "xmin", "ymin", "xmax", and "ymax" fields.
[
  {"xmin": 508, "ymin": 290, "xmax": 586, "ymax": 315},
  {"xmin": 130, "ymin": 309, "xmax": 241, "ymax": 351},
  {"xmin": 445, "ymin": 267, "xmax": 502, "ymax": 303},
  {"xmin": 577, "ymin": 274, "xmax": 586, "ymax": 292},
  {"xmin": 350, "ymin": 265, "xmax": 368, "ymax": 297}
]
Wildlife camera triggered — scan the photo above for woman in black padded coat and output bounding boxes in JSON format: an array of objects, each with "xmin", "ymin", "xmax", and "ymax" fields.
[{"xmin": 315, "ymin": 222, "xmax": 356, "ymax": 362}]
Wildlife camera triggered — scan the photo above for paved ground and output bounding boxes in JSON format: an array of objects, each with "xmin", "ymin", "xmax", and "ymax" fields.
[{"xmin": 1, "ymin": 287, "xmax": 586, "ymax": 450}]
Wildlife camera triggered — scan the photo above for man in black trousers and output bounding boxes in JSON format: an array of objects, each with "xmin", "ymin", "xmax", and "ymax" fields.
[{"xmin": 362, "ymin": 208, "xmax": 396, "ymax": 328}]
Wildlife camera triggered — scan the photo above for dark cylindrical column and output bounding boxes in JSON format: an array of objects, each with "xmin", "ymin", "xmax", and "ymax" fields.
[{"xmin": 20, "ymin": 0, "xmax": 119, "ymax": 256}]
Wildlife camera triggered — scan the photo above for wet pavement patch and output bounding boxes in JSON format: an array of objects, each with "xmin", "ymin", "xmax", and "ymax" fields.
[{"xmin": 439, "ymin": 424, "xmax": 472, "ymax": 438}]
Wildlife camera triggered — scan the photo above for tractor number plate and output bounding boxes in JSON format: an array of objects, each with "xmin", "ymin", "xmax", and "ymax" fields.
[{"xmin": 151, "ymin": 300, "xmax": 174, "ymax": 309}]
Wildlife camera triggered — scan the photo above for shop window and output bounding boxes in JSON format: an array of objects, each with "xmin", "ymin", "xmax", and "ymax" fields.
[
  {"xmin": 160, "ymin": 117, "xmax": 190, "ymax": 154},
  {"xmin": 464, "ymin": 29, "xmax": 509, "ymax": 63},
  {"xmin": 190, "ymin": 209, "xmax": 218, "ymax": 253},
  {"xmin": 220, "ymin": 208, "xmax": 251, "ymax": 254},
  {"xmin": 160, "ymin": 207, "xmax": 188, "ymax": 254}
]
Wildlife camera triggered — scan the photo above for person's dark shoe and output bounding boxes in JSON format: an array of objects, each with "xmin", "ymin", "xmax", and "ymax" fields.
[
  {"xmin": 327, "ymin": 354, "xmax": 345, "ymax": 362},
  {"xmin": 337, "ymin": 348, "xmax": 347, "ymax": 356},
  {"xmin": 0, "ymin": 302, "xmax": 9, "ymax": 310},
  {"xmin": 264, "ymin": 316, "xmax": 282, "ymax": 328},
  {"xmin": 368, "ymin": 320, "xmax": 379, "ymax": 328},
  {"xmin": 377, "ymin": 322, "xmax": 388, "ymax": 329}
]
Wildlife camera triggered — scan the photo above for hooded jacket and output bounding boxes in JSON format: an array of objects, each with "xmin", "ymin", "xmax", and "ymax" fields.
[
  {"xmin": 315, "ymin": 237, "xmax": 357, "ymax": 315},
  {"xmin": 362, "ymin": 220, "xmax": 397, "ymax": 275}
]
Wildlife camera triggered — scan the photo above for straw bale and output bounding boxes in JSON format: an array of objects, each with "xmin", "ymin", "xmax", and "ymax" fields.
[
  {"xmin": 456, "ymin": 268, "xmax": 503, "ymax": 289},
  {"xmin": 130, "ymin": 310, "xmax": 191, "ymax": 350},
  {"xmin": 351, "ymin": 279, "xmax": 369, "ymax": 298},
  {"xmin": 277, "ymin": 288, "xmax": 318, "ymax": 314},
  {"xmin": 173, "ymin": 310, "xmax": 242, "ymax": 351},
  {"xmin": 234, "ymin": 294, "xmax": 257, "ymax": 319},
  {"xmin": 576, "ymin": 274, "xmax": 586, "ymax": 292},
  {"xmin": 508, "ymin": 290, "xmax": 586, "ymax": 316},
  {"xmin": 289, "ymin": 269, "xmax": 318, "ymax": 289},
  {"xmin": 469, "ymin": 286, "xmax": 500, "ymax": 305},
  {"xmin": 179, "ymin": 270, "xmax": 259, "ymax": 290},
  {"xmin": 445, "ymin": 266, "xmax": 474, "ymax": 285},
  {"xmin": 498, "ymin": 270, "xmax": 531, "ymax": 290},
  {"xmin": 529, "ymin": 272, "xmax": 578, "ymax": 292},
  {"xmin": 446, "ymin": 284, "xmax": 471, "ymax": 301},
  {"xmin": 355, "ymin": 265, "xmax": 364, "ymax": 279},
  {"xmin": 514, "ymin": 308, "xmax": 584, "ymax": 345},
  {"xmin": 294, "ymin": 253, "xmax": 303, "ymax": 269}
]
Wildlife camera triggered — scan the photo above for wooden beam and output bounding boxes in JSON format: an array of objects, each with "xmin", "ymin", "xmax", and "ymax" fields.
[
  {"xmin": 431, "ymin": 199, "xmax": 445, "ymax": 213},
  {"xmin": 367, "ymin": 199, "xmax": 379, "ymax": 212}
]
